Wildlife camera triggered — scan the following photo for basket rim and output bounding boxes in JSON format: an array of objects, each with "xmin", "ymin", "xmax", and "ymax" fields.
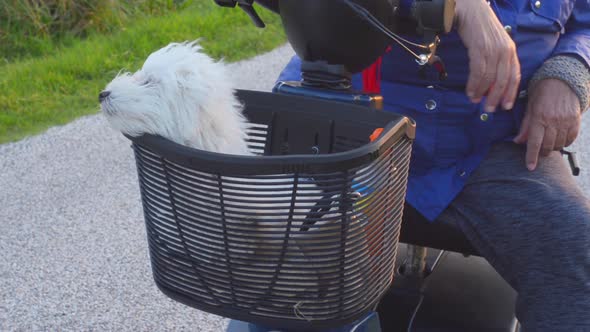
[
  {"xmin": 126, "ymin": 89, "xmax": 415, "ymax": 175},
  {"xmin": 153, "ymin": 279, "xmax": 391, "ymax": 331}
]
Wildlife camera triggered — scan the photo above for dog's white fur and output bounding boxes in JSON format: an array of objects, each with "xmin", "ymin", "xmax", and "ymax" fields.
[
  {"xmin": 101, "ymin": 41, "xmax": 368, "ymax": 303},
  {"xmin": 100, "ymin": 41, "xmax": 251, "ymax": 155}
]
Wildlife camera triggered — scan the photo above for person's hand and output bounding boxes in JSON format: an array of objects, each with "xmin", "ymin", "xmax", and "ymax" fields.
[
  {"xmin": 514, "ymin": 79, "xmax": 581, "ymax": 170},
  {"xmin": 454, "ymin": 0, "xmax": 521, "ymax": 112}
]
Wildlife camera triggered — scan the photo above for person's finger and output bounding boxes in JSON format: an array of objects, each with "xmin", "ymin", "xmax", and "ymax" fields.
[
  {"xmin": 514, "ymin": 104, "xmax": 532, "ymax": 144},
  {"xmin": 473, "ymin": 55, "xmax": 496, "ymax": 103},
  {"xmin": 502, "ymin": 52, "xmax": 521, "ymax": 110},
  {"xmin": 541, "ymin": 126, "xmax": 557, "ymax": 156},
  {"xmin": 466, "ymin": 49, "xmax": 486, "ymax": 102},
  {"xmin": 526, "ymin": 122, "xmax": 545, "ymax": 171},
  {"xmin": 566, "ymin": 122, "xmax": 581, "ymax": 147},
  {"xmin": 484, "ymin": 48, "xmax": 511, "ymax": 113},
  {"xmin": 554, "ymin": 129, "xmax": 567, "ymax": 152}
]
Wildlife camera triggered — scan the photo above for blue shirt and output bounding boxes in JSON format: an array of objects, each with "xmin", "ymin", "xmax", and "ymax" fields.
[{"xmin": 277, "ymin": 0, "xmax": 590, "ymax": 221}]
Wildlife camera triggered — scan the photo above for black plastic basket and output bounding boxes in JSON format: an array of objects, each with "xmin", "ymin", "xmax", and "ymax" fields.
[{"xmin": 127, "ymin": 90, "xmax": 415, "ymax": 331}]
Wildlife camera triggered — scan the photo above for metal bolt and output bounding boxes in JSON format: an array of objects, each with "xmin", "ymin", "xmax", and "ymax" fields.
[
  {"xmin": 416, "ymin": 54, "xmax": 429, "ymax": 66},
  {"xmin": 425, "ymin": 100, "xmax": 437, "ymax": 111},
  {"xmin": 459, "ymin": 171, "xmax": 467, "ymax": 177},
  {"xmin": 534, "ymin": 1, "xmax": 541, "ymax": 9},
  {"xmin": 311, "ymin": 146, "xmax": 320, "ymax": 154}
]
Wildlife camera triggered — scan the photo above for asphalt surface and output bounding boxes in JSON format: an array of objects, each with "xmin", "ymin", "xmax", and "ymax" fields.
[
  {"xmin": 2, "ymin": 43, "xmax": 590, "ymax": 332},
  {"xmin": 0, "ymin": 44, "xmax": 295, "ymax": 332}
]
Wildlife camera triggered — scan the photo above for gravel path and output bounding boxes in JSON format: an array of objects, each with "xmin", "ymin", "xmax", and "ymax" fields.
[
  {"xmin": 0, "ymin": 44, "xmax": 295, "ymax": 332},
  {"xmin": 2, "ymin": 43, "xmax": 590, "ymax": 332}
]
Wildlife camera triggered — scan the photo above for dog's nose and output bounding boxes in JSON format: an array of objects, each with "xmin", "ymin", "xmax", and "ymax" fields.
[{"xmin": 98, "ymin": 90, "xmax": 111, "ymax": 102}]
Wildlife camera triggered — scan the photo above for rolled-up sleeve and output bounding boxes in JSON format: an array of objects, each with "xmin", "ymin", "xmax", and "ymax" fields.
[{"xmin": 552, "ymin": 1, "xmax": 590, "ymax": 69}]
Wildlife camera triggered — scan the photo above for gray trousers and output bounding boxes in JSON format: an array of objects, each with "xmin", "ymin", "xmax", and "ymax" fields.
[{"xmin": 436, "ymin": 142, "xmax": 590, "ymax": 331}]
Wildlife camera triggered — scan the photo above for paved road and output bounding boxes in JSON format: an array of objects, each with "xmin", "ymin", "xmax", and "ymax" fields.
[
  {"xmin": 0, "ymin": 44, "xmax": 295, "ymax": 332},
  {"xmin": 2, "ymin": 43, "xmax": 590, "ymax": 331}
]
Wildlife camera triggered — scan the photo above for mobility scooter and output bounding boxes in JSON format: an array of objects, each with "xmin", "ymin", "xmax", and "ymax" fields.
[{"xmin": 126, "ymin": 1, "xmax": 579, "ymax": 331}]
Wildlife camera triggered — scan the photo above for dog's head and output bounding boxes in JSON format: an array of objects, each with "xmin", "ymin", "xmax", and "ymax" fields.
[{"xmin": 100, "ymin": 41, "xmax": 249, "ymax": 153}]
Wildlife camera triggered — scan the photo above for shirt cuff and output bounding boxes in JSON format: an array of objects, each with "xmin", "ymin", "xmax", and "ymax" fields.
[{"xmin": 528, "ymin": 55, "xmax": 590, "ymax": 113}]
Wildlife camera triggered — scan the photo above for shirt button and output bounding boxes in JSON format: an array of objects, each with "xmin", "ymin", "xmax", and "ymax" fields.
[
  {"xmin": 425, "ymin": 100, "xmax": 437, "ymax": 111},
  {"xmin": 534, "ymin": 1, "xmax": 541, "ymax": 9},
  {"xmin": 480, "ymin": 113, "xmax": 490, "ymax": 122},
  {"xmin": 504, "ymin": 25, "xmax": 512, "ymax": 33}
]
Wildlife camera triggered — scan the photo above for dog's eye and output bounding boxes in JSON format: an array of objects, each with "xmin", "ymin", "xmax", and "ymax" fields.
[{"xmin": 141, "ymin": 78, "xmax": 152, "ymax": 86}]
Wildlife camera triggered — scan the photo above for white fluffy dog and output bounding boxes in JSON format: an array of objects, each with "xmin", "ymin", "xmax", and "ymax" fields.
[
  {"xmin": 100, "ymin": 41, "xmax": 367, "ymax": 307},
  {"xmin": 100, "ymin": 41, "xmax": 251, "ymax": 155}
]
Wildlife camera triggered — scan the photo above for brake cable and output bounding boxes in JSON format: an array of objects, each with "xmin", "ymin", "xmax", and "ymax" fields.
[
  {"xmin": 342, "ymin": 0, "xmax": 437, "ymax": 64},
  {"xmin": 341, "ymin": 0, "xmax": 448, "ymax": 79}
]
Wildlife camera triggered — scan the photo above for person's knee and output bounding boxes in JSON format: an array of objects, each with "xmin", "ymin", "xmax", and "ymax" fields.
[{"xmin": 532, "ymin": 199, "xmax": 590, "ymax": 278}]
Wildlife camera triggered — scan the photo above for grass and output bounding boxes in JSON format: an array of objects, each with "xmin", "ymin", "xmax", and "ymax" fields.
[
  {"xmin": 0, "ymin": 0, "xmax": 192, "ymax": 61},
  {"xmin": 0, "ymin": 2, "xmax": 286, "ymax": 144}
]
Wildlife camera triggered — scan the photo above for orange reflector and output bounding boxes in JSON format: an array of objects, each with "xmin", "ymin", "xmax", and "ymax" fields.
[{"xmin": 370, "ymin": 128, "xmax": 384, "ymax": 142}]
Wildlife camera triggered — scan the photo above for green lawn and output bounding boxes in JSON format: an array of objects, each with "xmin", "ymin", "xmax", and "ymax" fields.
[{"xmin": 0, "ymin": 2, "xmax": 286, "ymax": 144}]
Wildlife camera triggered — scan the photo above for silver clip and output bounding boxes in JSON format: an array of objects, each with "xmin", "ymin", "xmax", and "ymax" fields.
[{"xmin": 416, "ymin": 54, "xmax": 430, "ymax": 66}]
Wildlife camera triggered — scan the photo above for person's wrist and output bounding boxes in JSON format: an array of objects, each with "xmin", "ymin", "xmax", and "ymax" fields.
[
  {"xmin": 528, "ymin": 55, "xmax": 590, "ymax": 113},
  {"xmin": 453, "ymin": 0, "xmax": 486, "ymax": 29},
  {"xmin": 452, "ymin": 0, "xmax": 465, "ymax": 28}
]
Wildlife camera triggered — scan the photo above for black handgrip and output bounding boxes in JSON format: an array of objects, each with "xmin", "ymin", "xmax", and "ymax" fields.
[{"xmin": 413, "ymin": 0, "xmax": 456, "ymax": 34}]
